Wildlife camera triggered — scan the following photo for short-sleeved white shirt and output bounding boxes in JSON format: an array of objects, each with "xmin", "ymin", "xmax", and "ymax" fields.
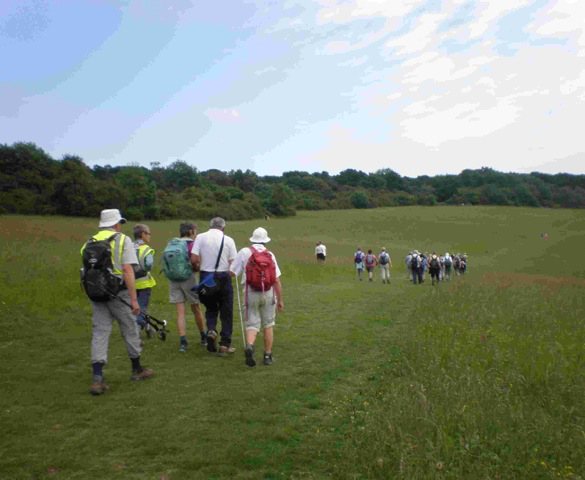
[
  {"xmin": 315, "ymin": 244, "xmax": 326, "ymax": 256},
  {"xmin": 192, "ymin": 228, "xmax": 237, "ymax": 272},
  {"xmin": 230, "ymin": 244, "xmax": 281, "ymax": 284}
]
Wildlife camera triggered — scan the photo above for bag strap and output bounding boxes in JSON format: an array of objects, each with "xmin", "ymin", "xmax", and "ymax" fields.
[{"xmin": 213, "ymin": 235, "xmax": 225, "ymax": 272}]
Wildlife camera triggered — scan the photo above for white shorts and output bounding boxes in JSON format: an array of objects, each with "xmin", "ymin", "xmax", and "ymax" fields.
[{"xmin": 245, "ymin": 288, "xmax": 276, "ymax": 332}]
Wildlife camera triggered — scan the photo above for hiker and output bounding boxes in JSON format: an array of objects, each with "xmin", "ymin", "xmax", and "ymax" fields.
[
  {"xmin": 315, "ymin": 241, "xmax": 327, "ymax": 263},
  {"xmin": 192, "ymin": 217, "xmax": 238, "ymax": 355},
  {"xmin": 411, "ymin": 251, "xmax": 423, "ymax": 284},
  {"xmin": 354, "ymin": 247, "xmax": 365, "ymax": 280},
  {"xmin": 443, "ymin": 252, "xmax": 452, "ymax": 280},
  {"xmin": 133, "ymin": 224, "xmax": 156, "ymax": 338},
  {"xmin": 429, "ymin": 252, "xmax": 441, "ymax": 286},
  {"xmin": 405, "ymin": 252, "xmax": 413, "ymax": 281},
  {"xmin": 378, "ymin": 247, "xmax": 392, "ymax": 284},
  {"xmin": 162, "ymin": 222, "xmax": 207, "ymax": 353},
  {"xmin": 364, "ymin": 249, "xmax": 378, "ymax": 282},
  {"xmin": 459, "ymin": 254, "xmax": 468, "ymax": 274},
  {"xmin": 81, "ymin": 209, "xmax": 154, "ymax": 396},
  {"xmin": 231, "ymin": 227, "xmax": 284, "ymax": 367},
  {"xmin": 420, "ymin": 254, "xmax": 428, "ymax": 283}
]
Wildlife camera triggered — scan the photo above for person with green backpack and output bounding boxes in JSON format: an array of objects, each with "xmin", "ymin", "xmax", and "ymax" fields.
[{"xmin": 162, "ymin": 222, "xmax": 207, "ymax": 353}]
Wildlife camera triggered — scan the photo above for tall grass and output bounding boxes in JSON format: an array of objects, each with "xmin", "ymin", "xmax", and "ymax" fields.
[{"xmin": 0, "ymin": 207, "xmax": 584, "ymax": 479}]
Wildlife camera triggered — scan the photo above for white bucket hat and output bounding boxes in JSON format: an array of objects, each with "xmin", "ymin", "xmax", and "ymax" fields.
[
  {"xmin": 99, "ymin": 209, "xmax": 127, "ymax": 228},
  {"xmin": 249, "ymin": 227, "xmax": 270, "ymax": 244}
]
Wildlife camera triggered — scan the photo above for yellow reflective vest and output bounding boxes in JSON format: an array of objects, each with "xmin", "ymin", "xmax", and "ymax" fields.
[
  {"xmin": 80, "ymin": 229, "xmax": 127, "ymax": 278},
  {"xmin": 135, "ymin": 243, "xmax": 157, "ymax": 290}
]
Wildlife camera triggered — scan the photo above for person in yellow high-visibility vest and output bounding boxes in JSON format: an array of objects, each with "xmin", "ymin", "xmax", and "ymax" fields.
[
  {"xmin": 81, "ymin": 209, "xmax": 154, "ymax": 396},
  {"xmin": 133, "ymin": 224, "xmax": 157, "ymax": 337}
]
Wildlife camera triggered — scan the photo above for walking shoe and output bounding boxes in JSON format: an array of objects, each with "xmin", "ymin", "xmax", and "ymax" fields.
[
  {"xmin": 89, "ymin": 376, "xmax": 109, "ymax": 396},
  {"xmin": 217, "ymin": 345, "xmax": 236, "ymax": 357},
  {"xmin": 263, "ymin": 353, "xmax": 273, "ymax": 366},
  {"xmin": 206, "ymin": 330, "xmax": 218, "ymax": 353},
  {"xmin": 244, "ymin": 345, "xmax": 256, "ymax": 367},
  {"xmin": 130, "ymin": 368, "xmax": 154, "ymax": 381},
  {"xmin": 179, "ymin": 343, "xmax": 187, "ymax": 353},
  {"xmin": 200, "ymin": 331, "xmax": 208, "ymax": 347}
]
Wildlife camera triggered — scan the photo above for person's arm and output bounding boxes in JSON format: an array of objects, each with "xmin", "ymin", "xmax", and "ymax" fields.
[
  {"xmin": 192, "ymin": 254, "xmax": 201, "ymax": 272},
  {"xmin": 274, "ymin": 278, "xmax": 284, "ymax": 312},
  {"xmin": 190, "ymin": 253, "xmax": 199, "ymax": 272},
  {"xmin": 122, "ymin": 264, "xmax": 140, "ymax": 315}
]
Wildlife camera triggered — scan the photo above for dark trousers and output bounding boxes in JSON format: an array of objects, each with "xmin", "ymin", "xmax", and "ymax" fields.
[
  {"xmin": 136, "ymin": 288, "xmax": 151, "ymax": 328},
  {"xmin": 200, "ymin": 271, "xmax": 233, "ymax": 347},
  {"xmin": 412, "ymin": 267, "xmax": 424, "ymax": 284}
]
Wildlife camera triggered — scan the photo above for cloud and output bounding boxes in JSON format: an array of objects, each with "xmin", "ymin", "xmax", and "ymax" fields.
[
  {"xmin": 205, "ymin": 108, "xmax": 242, "ymax": 123},
  {"xmin": 527, "ymin": 0, "xmax": 585, "ymax": 53}
]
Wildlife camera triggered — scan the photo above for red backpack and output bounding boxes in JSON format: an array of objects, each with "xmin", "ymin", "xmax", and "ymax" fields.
[{"xmin": 245, "ymin": 246, "xmax": 277, "ymax": 292}]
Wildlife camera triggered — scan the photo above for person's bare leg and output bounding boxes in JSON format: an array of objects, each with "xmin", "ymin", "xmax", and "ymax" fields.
[
  {"xmin": 176, "ymin": 303, "xmax": 186, "ymax": 336},
  {"xmin": 263, "ymin": 326, "xmax": 273, "ymax": 354}
]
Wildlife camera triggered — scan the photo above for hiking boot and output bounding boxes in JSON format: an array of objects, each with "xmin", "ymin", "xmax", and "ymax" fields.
[
  {"xmin": 130, "ymin": 368, "xmax": 154, "ymax": 381},
  {"xmin": 179, "ymin": 343, "xmax": 187, "ymax": 353},
  {"xmin": 200, "ymin": 331, "xmax": 208, "ymax": 347},
  {"xmin": 217, "ymin": 345, "xmax": 236, "ymax": 357},
  {"xmin": 263, "ymin": 353, "xmax": 273, "ymax": 366},
  {"xmin": 89, "ymin": 376, "xmax": 109, "ymax": 396},
  {"xmin": 245, "ymin": 345, "xmax": 256, "ymax": 367},
  {"xmin": 206, "ymin": 330, "xmax": 218, "ymax": 353}
]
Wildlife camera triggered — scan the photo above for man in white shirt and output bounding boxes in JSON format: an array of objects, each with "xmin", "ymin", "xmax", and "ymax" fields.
[
  {"xmin": 192, "ymin": 217, "xmax": 237, "ymax": 355},
  {"xmin": 315, "ymin": 241, "xmax": 327, "ymax": 263},
  {"xmin": 231, "ymin": 227, "xmax": 283, "ymax": 367}
]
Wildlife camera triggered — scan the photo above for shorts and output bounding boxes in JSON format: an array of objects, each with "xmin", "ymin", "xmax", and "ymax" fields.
[
  {"xmin": 245, "ymin": 288, "xmax": 276, "ymax": 332},
  {"xmin": 316, "ymin": 253, "xmax": 325, "ymax": 261},
  {"xmin": 169, "ymin": 275, "xmax": 200, "ymax": 304}
]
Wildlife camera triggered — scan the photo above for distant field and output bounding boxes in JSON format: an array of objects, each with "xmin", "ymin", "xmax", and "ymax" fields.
[{"xmin": 0, "ymin": 206, "xmax": 584, "ymax": 479}]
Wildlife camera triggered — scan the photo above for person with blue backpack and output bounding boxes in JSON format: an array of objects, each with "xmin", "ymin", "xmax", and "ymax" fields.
[
  {"xmin": 162, "ymin": 222, "xmax": 207, "ymax": 353},
  {"xmin": 378, "ymin": 247, "xmax": 392, "ymax": 284}
]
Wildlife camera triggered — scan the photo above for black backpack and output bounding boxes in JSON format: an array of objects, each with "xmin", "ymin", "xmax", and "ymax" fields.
[
  {"xmin": 430, "ymin": 257, "xmax": 440, "ymax": 269},
  {"xmin": 410, "ymin": 255, "xmax": 419, "ymax": 269},
  {"xmin": 81, "ymin": 234, "xmax": 123, "ymax": 302}
]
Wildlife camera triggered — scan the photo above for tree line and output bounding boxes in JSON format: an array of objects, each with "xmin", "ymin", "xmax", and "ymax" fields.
[{"xmin": 2, "ymin": 142, "xmax": 585, "ymax": 221}]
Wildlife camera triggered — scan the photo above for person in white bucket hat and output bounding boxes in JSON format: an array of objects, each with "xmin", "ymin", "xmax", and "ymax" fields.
[
  {"xmin": 80, "ymin": 209, "xmax": 154, "ymax": 396},
  {"xmin": 98, "ymin": 208, "xmax": 127, "ymax": 228},
  {"xmin": 231, "ymin": 227, "xmax": 283, "ymax": 367}
]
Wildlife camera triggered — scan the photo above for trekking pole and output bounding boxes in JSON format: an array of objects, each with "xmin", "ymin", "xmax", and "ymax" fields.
[
  {"xmin": 110, "ymin": 292, "xmax": 169, "ymax": 341},
  {"xmin": 234, "ymin": 275, "xmax": 247, "ymax": 348}
]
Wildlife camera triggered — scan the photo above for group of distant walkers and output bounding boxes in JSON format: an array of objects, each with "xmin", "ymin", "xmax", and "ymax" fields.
[
  {"xmin": 353, "ymin": 247, "xmax": 393, "ymax": 283},
  {"xmin": 80, "ymin": 209, "xmax": 284, "ymax": 396},
  {"xmin": 406, "ymin": 251, "xmax": 468, "ymax": 285},
  {"xmin": 346, "ymin": 247, "xmax": 468, "ymax": 286}
]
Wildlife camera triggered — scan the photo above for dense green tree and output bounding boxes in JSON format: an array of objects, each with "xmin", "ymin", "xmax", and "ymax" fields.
[
  {"xmin": 350, "ymin": 190, "xmax": 370, "ymax": 209},
  {"xmin": 336, "ymin": 168, "xmax": 368, "ymax": 187}
]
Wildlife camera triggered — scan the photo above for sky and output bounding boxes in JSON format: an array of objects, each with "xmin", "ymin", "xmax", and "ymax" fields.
[{"xmin": 1, "ymin": 0, "xmax": 584, "ymax": 178}]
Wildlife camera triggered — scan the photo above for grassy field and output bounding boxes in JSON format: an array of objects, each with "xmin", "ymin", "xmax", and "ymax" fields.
[{"xmin": 0, "ymin": 206, "xmax": 584, "ymax": 479}]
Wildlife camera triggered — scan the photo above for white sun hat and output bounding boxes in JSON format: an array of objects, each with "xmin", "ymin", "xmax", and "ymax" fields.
[
  {"xmin": 249, "ymin": 227, "xmax": 271, "ymax": 244},
  {"xmin": 99, "ymin": 209, "xmax": 127, "ymax": 228}
]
